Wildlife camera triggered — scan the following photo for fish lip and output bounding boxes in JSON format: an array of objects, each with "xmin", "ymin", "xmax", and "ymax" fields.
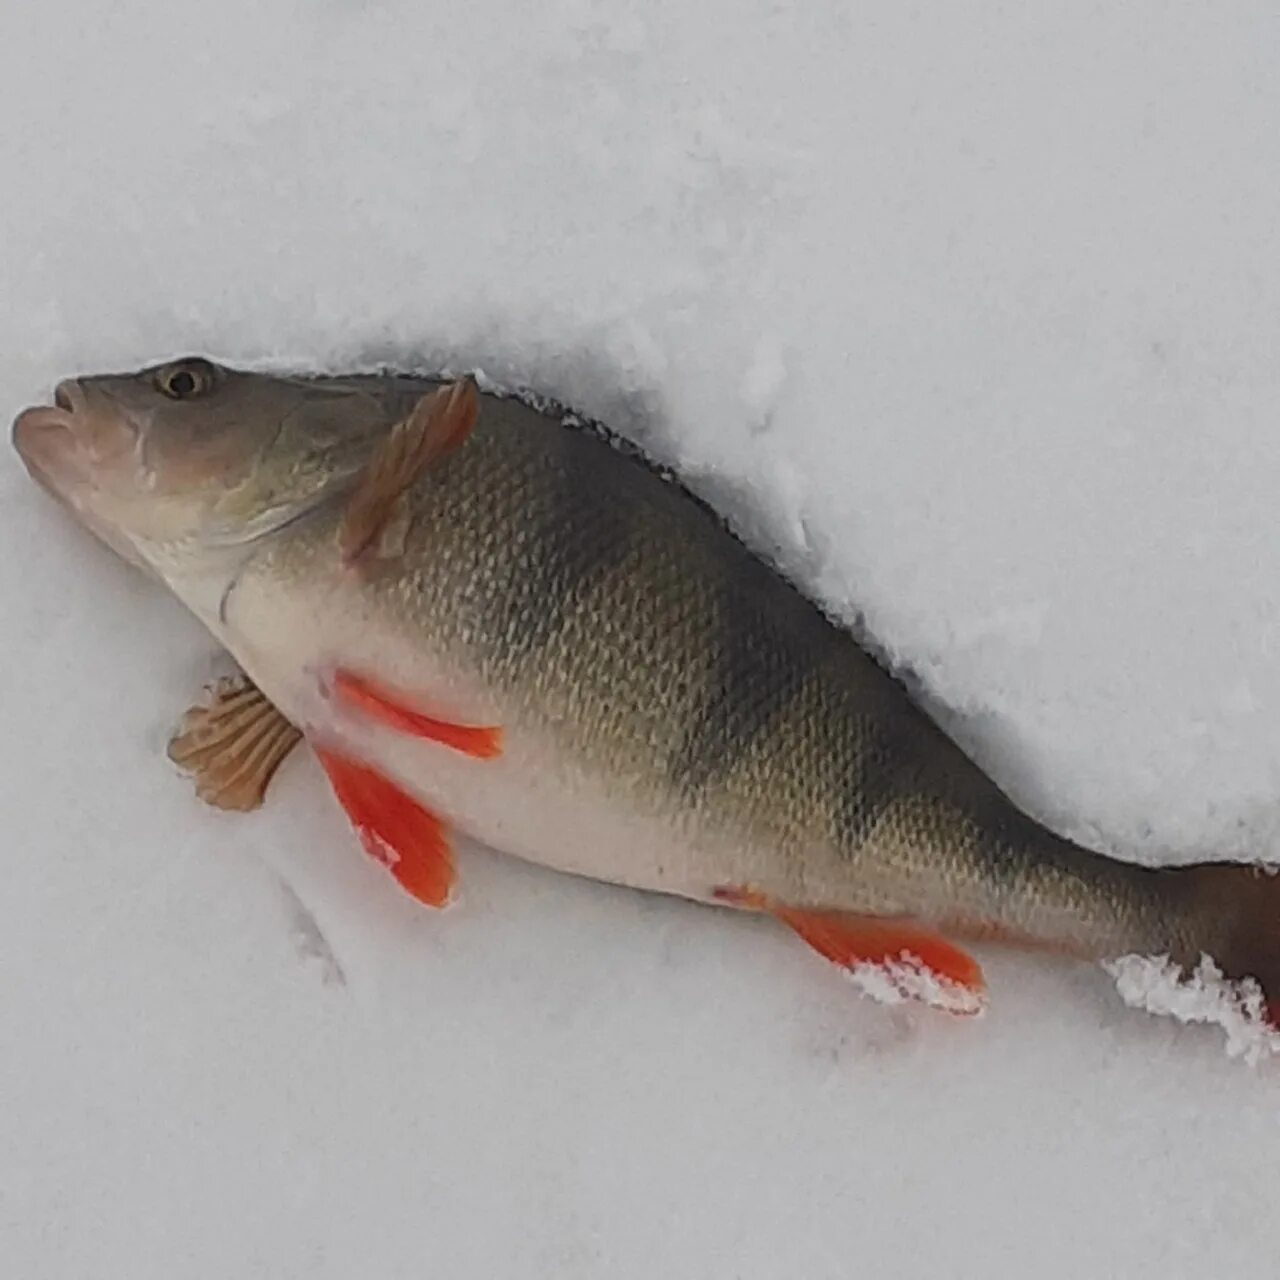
[
  {"xmin": 12, "ymin": 403, "xmax": 76, "ymax": 452},
  {"xmin": 53, "ymin": 378, "xmax": 84, "ymax": 413},
  {"xmin": 12, "ymin": 379, "xmax": 85, "ymax": 449},
  {"xmin": 11, "ymin": 396, "xmax": 150, "ymax": 569},
  {"xmin": 11, "ymin": 403, "xmax": 85, "ymax": 497},
  {"xmin": 12, "ymin": 378, "xmax": 102, "ymax": 479}
]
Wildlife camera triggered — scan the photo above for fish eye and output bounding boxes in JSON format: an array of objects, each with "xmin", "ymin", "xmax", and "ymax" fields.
[{"xmin": 155, "ymin": 358, "xmax": 219, "ymax": 401}]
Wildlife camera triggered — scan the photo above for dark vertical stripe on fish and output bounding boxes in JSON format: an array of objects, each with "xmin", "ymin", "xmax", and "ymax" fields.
[
  {"xmin": 830, "ymin": 707, "xmax": 939, "ymax": 857},
  {"xmin": 668, "ymin": 567, "xmax": 823, "ymax": 794}
]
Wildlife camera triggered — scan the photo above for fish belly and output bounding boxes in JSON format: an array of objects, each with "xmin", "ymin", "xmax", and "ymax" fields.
[{"xmin": 215, "ymin": 564, "xmax": 766, "ymax": 908}]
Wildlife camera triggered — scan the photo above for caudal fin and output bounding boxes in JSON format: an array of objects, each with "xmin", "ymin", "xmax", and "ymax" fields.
[{"xmin": 1180, "ymin": 863, "xmax": 1280, "ymax": 1025}]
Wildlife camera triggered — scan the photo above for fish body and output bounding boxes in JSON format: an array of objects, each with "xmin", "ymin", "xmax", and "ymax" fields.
[{"xmin": 12, "ymin": 358, "xmax": 1275, "ymax": 1016}]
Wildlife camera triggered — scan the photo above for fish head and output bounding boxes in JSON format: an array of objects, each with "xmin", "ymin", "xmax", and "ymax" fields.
[{"xmin": 12, "ymin": 356, "xmax": 387, "ymax": 575}]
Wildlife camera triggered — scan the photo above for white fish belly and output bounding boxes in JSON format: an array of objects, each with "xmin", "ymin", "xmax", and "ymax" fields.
[{"xmin": 212, "ymin": 568, "xmax": 760, "ymax": 906}]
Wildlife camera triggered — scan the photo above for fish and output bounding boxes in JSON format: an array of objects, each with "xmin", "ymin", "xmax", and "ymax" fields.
[{"xmin": 12, "ymin": 355, "xmax": 1280, "ymax": 1021}]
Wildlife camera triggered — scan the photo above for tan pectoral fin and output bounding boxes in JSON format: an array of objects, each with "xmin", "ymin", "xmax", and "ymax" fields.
[
  {"xmin": 339, "ymin": 376, "xmax": 480, "ymax": 564},
  {"xmin": 314, "ymin": 745, "xmax": 456, "ymax": 907},
  {"xmin": 168, "ymin": 674, "xmax": 302, "ymax": 811},
  {"xmin": 715, "ymin": 887, "xmax": 986, "ymax": 1014}
]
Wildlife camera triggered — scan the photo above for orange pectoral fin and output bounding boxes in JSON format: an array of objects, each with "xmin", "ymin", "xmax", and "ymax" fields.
[
  {"xmin": 332, "ymin": 668, "xmax": 503, "ymax": 760},
  {"xmin": 715, "ymin": 888, "xmax": 985, "ymax": 1014},
  {"xmin": 314, "ymin": 745, "xmax": 456, "ymax": 907}
]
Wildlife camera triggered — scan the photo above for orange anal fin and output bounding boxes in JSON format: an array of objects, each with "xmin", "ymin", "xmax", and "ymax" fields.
[
  {"xmin": 314, "ymin": 746, "xmax": 455, "ymax": 907},
  {"xmin": 776, "ymin": 907, "xmax": 985, "ymax": 991},
  {"xmin": 332, "ymin": 668, "xmax": 502, "ymax": 759},
  {"xmin": 715, "ymin": 887, "xmax": 985, "ymax": 1014},
  {"xmin": 340, "ymin": 377, "xmax": 480, "ymax": 564}
]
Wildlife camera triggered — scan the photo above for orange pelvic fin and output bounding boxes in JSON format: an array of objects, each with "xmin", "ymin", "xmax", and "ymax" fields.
[
  {"xmin": 715, "ymin": 887, "xmax": 986, "ymax": 1014},
  {"xmin": 314, "ymin": 745, "xmax": 455, "ymax": 907},
  {"xmin": 332, "ymin": 668, "xmax": 503, "ymax": 759},
  {"xmin": 340, "ymin": 376, "xmax": 480, "ymax": 564}
]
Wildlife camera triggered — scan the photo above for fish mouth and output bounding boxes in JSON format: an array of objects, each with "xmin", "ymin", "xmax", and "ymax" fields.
[
  {"xmin": 54, "ymin": 380, "xmax": 77, "ymax": 413},
  {"xmin": 11, "ymin": 377, "xmax": 134, "ymax": 512},
  {"xmin": 12, "ymin": 395, "xmax": 85, "ymax": 500},
  {"xmin": 11, "ymin": 381, "xmax": 151, "ymax": 569},
  {"xmin": 10, "ymin": 377, "xmax": 126, "ymax": 497}
]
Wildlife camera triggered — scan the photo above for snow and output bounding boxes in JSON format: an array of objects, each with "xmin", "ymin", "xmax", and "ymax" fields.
[
  {"xmin": 1105, "ymin": 955, "xmax": 1280, "ymax": 1066},
  {"xmin": 4, "ymin": 1, "xmax": 1280, "ymax": 1275},
  {"xmin": 847, "ymin": 958, "xmax": 987, "ymax": 1019}
]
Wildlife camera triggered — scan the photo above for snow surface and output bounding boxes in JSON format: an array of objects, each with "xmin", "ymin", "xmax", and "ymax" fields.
[{"xmin": 4, "ymin": 1, "xmax": 1280, "ymax": 1275}]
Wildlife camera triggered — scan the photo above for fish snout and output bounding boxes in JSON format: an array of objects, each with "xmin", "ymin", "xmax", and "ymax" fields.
[
  {"xmin": 12, "ymin": 379, "xmax": 102, "ymax": 498},
  {"xmin": 13, "ymin": 378, "xmax": 85, "ymax": 457},
  {"xmin": 14, "ymin": 377, "xmax": 141, "ymax": 481},
  {"xmin": 12, "ymin": 403, "xmax": 77, "ymax": 478}
]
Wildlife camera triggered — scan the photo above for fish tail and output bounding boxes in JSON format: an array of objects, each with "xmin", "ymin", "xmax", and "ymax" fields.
[
  {"xmin": 923, "ymin": 803, "xmax": 1280, "ymax": 1020},
  {"xmin": 1174, "ymin": 862, "xmax": 1280, "ymax": 1021}
]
